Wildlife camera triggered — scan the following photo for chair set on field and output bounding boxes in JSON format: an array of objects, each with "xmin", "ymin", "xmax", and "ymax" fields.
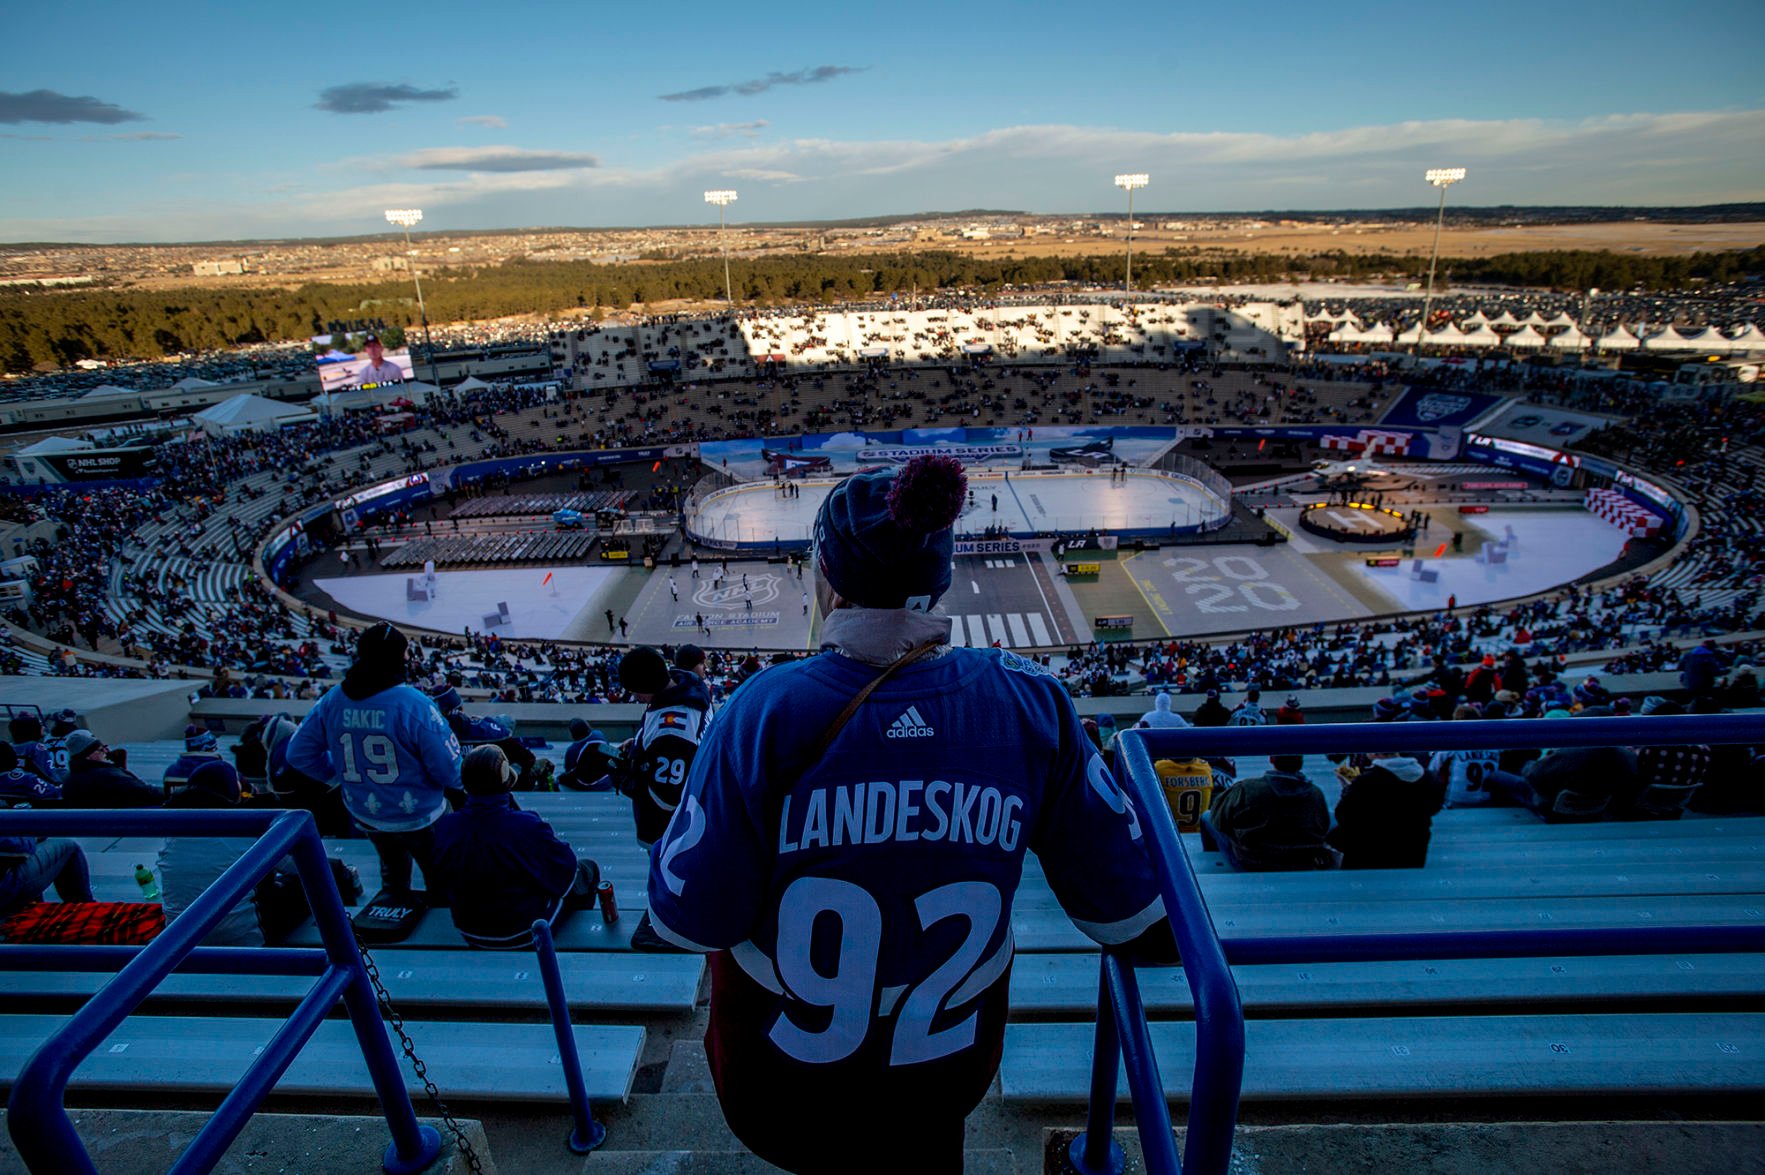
[
  {"xmin": 379, "ymin": 532, "xmax": 597, "ymax": 570},
  {"xmin": 448, "ymin": 491, "xmax": 628, "ymax": 520}
]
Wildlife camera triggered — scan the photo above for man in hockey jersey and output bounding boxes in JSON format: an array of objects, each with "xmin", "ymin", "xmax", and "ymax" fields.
[
  {"xmin": 8, "ymin": 713, "xmax": 68, "ymax": 787},
  {"xmin": 0, "ymin": 743, "xmax": 61, "ymax": 807},
  {"xmin": 611, "ymin": 646, "xmax": 711, "ymax": 849},
  {"xmin": 428, "ymin": 681, "xmax": 539, "ymax": 786},
  {"xmin": 162, "ymin": 726, "xmax": 226, "ymax": 798},
  {"xmin": 1229, "ymin": 688, "xmax": 1269, "ymax": 726},
  {"xmin": 643, "ymin": 455, "xmax": 1175, "ymax": 1173},
  {"xmin": 287, "ymin": 623, "xmax": 461, "ymax": 895}
]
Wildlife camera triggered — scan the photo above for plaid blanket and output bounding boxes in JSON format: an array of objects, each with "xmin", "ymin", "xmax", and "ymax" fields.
[{"xmin": 0, "ymin": 901, "xmax": 165, "ymax": 945}]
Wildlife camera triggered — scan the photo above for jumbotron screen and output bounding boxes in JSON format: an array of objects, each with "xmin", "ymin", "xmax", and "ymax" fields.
[{"xmin": 313, "ymin": 331, "xmax": 413, "ymax": 392}]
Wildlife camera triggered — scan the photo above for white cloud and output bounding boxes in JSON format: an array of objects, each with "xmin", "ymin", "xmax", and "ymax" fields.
[
  {"xmin": 690, "ymin": 120, "xmax": 770, "ymax": 140},
  {"xmin": 5, "ymin": 109, "xmax": 1762, "ymax": 241},
  {"xmin": 457, "ymin": 115, "xmax": 508, "ymax": 129},
  {"xmin": 393, "ymin": 145, "xmax": 600, "ymax": 172}
]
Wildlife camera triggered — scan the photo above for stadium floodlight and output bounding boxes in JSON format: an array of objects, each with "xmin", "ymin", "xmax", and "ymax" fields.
[
  {"xmin": 1415, "ymin": 168, "xmax": 1466, "ymax": 354},
  {"xmin": 384, "ymin": 209, "xmax": 438, "ymax": 384},
  {"xmin": 705, "ymin": 190, "xmax": 739, "ymax": 306},
  {"xmin": 1113, "ymin": 174, "xmax": 1149, "ymax": 294}
]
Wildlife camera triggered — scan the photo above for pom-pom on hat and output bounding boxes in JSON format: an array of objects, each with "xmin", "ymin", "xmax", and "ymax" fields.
[
  {"xmin": 814, "ymin": 455, "xmax": 967, "ymax": 611},
  {"xmin": 619, "ymin": 646, "xmax": 671, "ymax": 695}
]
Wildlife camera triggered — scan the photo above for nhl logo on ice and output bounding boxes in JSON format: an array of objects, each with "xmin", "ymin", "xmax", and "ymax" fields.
[
  {"xmin": 887, "ymin": 706, "xmax": 935, "ymax": 738},
  {"xmin": 1414, "ymin": 393, "xmax": 1472, "ymax": 423}
]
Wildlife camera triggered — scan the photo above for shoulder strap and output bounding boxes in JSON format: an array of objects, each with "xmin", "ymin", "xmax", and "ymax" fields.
[{"xmin": 806, "ymin": 639, "xmax": 941, "ymax": 764}]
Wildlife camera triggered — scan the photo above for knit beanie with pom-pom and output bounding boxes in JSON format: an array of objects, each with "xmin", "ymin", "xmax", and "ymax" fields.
[{"xmin": 813, "ymin": 455, "xmax": 967, "ymax": 611}]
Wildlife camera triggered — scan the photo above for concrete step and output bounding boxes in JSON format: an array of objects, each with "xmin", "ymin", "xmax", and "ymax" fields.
[
  {"xmin": 1045, "ymin": 1121, "xmax": 1765, "ymax": 1175},
  {"xmin": 0, "ymin": 1109, "xmax": 495, "ymax": 1175}
]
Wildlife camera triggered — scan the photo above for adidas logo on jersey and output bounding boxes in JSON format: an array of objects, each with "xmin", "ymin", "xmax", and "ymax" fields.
[{"xmin": 886, "ymin": 706, "xmax": 935, "ymax": 739}]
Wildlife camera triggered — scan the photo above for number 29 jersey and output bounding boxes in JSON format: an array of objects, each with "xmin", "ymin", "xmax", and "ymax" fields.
[{"xmin": 646, "ymin": 646, "xmax": 1166, "ymax": 1086}]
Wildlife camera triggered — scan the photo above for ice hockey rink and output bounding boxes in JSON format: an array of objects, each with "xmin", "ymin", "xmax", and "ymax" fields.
[
  {"xmin": 315, "ymin": 566, "xmax": 624, "ymax": 641},
  {"xmin": 689, "ymin": 469, "xmax": 1229, "ymax": 547}
]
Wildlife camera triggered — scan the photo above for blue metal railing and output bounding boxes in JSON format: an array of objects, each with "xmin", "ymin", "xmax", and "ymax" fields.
[
  {"xmin": 0, "ymin": 809, "xmax": 442, "ymax": 1175},
  {"xmin": 1075, "ymin": 714, "xmax": 1765, "ymax": 1175},
  {"xmin": 531, "ymin": 918, "xmax": 606, "ymax": 1155}
]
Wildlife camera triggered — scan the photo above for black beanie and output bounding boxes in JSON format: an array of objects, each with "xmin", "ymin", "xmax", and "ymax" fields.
[
  {"xmin": 619, "ymin": 647, "xmax": 670, "ymax": 694},
  {"xmin": 357, "ymin": 622, "xmax": 408, "ymax": 670},
  {"xmin": 568, "ymin": 718, "xmax": 591, "ymax": 740},
  {"xmin": 0, "ymin": 743, "xmax": 16, "ymax": 772},
  {"xmin": 814, "ymin": 455, "xmax": 966, "ymax": 611}
]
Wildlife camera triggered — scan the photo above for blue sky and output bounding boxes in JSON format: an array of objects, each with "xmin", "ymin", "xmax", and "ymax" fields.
[{"xmin": 2, "ymin": 0, "xmax": 1762, "ymax": 242}]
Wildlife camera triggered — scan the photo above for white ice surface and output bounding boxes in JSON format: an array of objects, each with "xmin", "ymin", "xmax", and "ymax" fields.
[
  {"xmin": 315, "ymin": 566, "xmax": 621, "ymax": 639},
  {"xmin": 690, "ymin": 470, "xmax": 1224, "ymax": 546},
  {"xmin": 1354, "ymin": 510, "xmax": 1629, "ymax": 610}
]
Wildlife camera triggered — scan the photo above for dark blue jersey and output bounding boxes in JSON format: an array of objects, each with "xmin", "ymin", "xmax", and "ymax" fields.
[{"xmin": 647, "ymin": 645, "xmax": 1163, "ymax": 1077}]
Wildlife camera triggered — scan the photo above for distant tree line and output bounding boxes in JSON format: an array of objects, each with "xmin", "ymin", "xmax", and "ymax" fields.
[{"xmin": 3, "ymin": 245, "xmax": 1760, "ymax": 372}]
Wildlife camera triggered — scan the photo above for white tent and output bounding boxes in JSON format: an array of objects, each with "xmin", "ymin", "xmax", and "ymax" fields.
[
  {"xmin": 1596, "ymin": 327, "xmax": 1640, "ymax": 351},
  {"xmin": 1488, "ymin": 310, "xmax": 1521, "ymax": 328},
  {"xmin": 1727, "ymin": 324, "xmax": 1765, "ymax": 353},
  {"xmin": 192, "ymin": 393, "xmax": 315, "ymax": 435},
  {"xmin": 1678, "ymin": 327, "xmax": 1734, "ymax": 353},
  {"xmin": 169, "ymin": 376, "xmax": 221, "ymax": 390},
  {"xmin": 1459, "ymin": 311, "xmax": 1489, "ymax": 328},
  {"xmin": 1547, "ymin": 326, "xmax": 1590, "ymax": 351},
  {"xmin": 453, "ymin": 376, "xmax": 492, "ymax": 393},
  {"xmin": 1428, "ymin": 324, "xmax": 1469, "ymax": 347},
  {"xmin": 1520, "ymin": 311, "xmax": 1549, "ymax": 327},
  {"xmin": 1458, "ymin": 325, "xmax": 1502, "ymax": 348},
  {"xmin": 16, "ymin": 435, "xmax": 92, "ymax": 456},
  {"xmin": 1356, "ymin": 322, "xmax": 1395, "ymax": 345},
  {"xmin": 1505, "ymin": 325, "xmax": 1547, "ymax": 349},
  {"xmin": 1394, "ymin": 324, "xmax": 1425, "ymax": 346},
  {"xmin": 1542, "ymin": 312, "xmax": 1576, "ymax": 329},
  {"xmin": 1642, "ymin": 327, "xmax": 1698, "ymax": 351}
]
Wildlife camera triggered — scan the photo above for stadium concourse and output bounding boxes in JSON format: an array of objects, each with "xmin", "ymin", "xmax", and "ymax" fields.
[{"xmin": 0, "ymin": 295, "xmax": 1763, "ymax": 1172}]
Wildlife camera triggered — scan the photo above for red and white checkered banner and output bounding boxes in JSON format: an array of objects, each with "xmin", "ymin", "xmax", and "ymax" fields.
[{"xmin": 1585, "ymin": 487, "xmax": 1663, "ymax": 537}]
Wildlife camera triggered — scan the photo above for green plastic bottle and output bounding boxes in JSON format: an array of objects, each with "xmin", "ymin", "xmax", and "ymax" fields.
[{"xmin": 135, "ymin": 864, "xmax": 160, "ymax": 901}]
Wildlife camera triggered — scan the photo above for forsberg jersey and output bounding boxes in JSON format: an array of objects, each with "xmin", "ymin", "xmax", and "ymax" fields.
[{"xmin": 647, "ymin": 646, "xmax": 1164, "ymax": 1077}]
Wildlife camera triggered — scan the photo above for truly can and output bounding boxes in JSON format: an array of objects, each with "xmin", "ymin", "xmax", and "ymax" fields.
[{"xmin": 597, "ymin": 879, "xmax": 619, "ymax": 923}]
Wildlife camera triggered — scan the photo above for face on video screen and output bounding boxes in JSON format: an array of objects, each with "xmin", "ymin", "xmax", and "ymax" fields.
[{"xmin": 313, "ymin": 331, "xmax": 413, "ymax": 391}]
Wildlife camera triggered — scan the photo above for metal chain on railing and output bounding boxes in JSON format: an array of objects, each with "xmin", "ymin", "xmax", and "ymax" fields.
[{"xmin": 350, "ymin": 928, "xmax": 487, "ymax": 1175}]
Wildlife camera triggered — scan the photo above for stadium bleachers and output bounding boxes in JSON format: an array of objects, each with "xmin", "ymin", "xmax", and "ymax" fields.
[{"xmin": 31, "ymin": 738, "xmax": 1765, "ymax": 1116}]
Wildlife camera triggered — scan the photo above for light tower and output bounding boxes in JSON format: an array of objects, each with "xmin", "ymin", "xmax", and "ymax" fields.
[
  {"xmin": 383, "ymin": 208, "xmax": 438, "ymax": 384},
  {"xmin": 704, "ymin": 189, "xmax": 738, "ymax": 306},
  {"xmin": 1113, "ymin": 173, "xmax": 1149, "ymax": 294},
  {"xmin": 1415, "ymin": 168, "xmax": 1466, "ymax": 353}
]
